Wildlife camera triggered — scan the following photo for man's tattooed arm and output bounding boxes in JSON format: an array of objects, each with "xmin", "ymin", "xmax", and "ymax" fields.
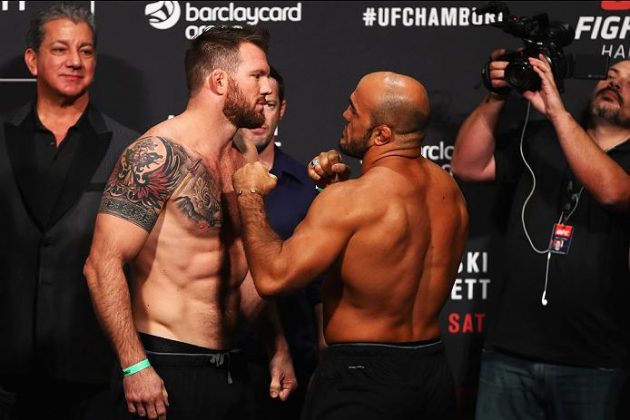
[
  {"xmin": 85, "ymin": 137, "xmax": 184, "ymax": 411},
  {"xmin": 99, "ymin": 136, "xmax": 186, "ymax": 231}
]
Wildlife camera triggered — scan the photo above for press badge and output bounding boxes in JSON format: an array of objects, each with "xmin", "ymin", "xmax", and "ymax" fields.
[{"xmin": 548, "ymin": 223, "xmax": 573, "ymax": 255}]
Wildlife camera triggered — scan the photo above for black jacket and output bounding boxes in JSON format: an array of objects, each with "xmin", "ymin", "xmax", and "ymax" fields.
[{"xmin": 0, "ymin": 103, "xmax": 137, "ymax": 384}]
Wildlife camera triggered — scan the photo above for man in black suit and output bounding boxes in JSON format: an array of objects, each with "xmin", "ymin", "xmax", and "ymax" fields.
[{"xmin": 0, "ymin": 4, "xmax": 136, "ymax": 419}]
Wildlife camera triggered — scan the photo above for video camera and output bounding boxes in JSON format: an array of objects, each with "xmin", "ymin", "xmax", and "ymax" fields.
[{"xmin": 477, "ymin": 2, "xmax": 608, "ymax": 93}]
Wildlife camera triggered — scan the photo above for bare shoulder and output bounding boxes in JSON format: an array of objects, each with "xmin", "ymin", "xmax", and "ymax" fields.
[
  {"xmin": 316, "ymin": 177, "xmax": 363, "ymax": 203},
  {"xmin": 423, "ymin": 159, "xmax": 469, "ymax": 229},
  {"xmin": 99, "ymin": 136, "xmax": 191, "ymax": 232},
  {"xmin": 142, "ymin": 116, "xmax": 179, "ymax": 139},
  {"xmin": 309, "ymin": 177, "xmax": 378, "ymax": 226},
  {"xmin": 424, "ymin": 159, "xmax": 465, "ymax": 197}
]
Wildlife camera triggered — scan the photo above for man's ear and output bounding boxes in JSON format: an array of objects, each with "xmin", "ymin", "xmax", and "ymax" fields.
[
  {"xmin": 208, "ymin": 69, "xmax": 229, "ymax": 95},
  {"xmin": 279, "ymin": 99, "xmax": 287, "ymax": 120},
  {"xmin": 371, "ymin": 125, "xmax": 392, "ymax": 146},
  {"xmin": 24, "ymin": 48, "xmax": 38, "ymax": 77}
]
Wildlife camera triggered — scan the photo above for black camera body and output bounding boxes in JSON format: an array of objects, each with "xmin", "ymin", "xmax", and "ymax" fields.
[
  {"xmin": 479, "ymin": 3, "xmax": 574, "ymax": 93},
  {"xmin": 499, "ymin": 37, "xmax": 571, "ymax": 93}
]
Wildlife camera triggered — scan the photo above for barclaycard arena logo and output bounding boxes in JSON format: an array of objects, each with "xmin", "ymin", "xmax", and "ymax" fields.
[
  {"xmin": 146, "ymin": 1, "xmax": 181, "ymax": 30},
  {"xmin": 145, "ymin": 1, "xmax": 302, "ymax": 39},
  {"xmin": 421, "ymin": 141, "xmax": 454, "ymax": 173}
]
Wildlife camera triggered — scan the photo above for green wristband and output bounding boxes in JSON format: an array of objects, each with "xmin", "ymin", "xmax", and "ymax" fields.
[{"xmin": 122, "ymin": 358, "xmax": 151, "ymax": 377}]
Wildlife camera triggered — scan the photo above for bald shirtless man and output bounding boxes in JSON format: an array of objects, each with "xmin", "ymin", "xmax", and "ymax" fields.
[
  {"xmin": 233, "ymin": 72, "xmax": 469, "ymax": 419},
  {"xmin": 83, "ymin": 26, "xmax": 295, "ymax": 420}
]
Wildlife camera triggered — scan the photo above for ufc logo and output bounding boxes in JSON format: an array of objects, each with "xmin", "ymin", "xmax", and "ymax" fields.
[{"xmin": 555, "ymin": 227, "xmax": 572, "ymax": 237}]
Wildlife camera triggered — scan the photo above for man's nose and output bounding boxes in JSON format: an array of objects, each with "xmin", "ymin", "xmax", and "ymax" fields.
[
  {"xmin": 260, "ymin": 75, "xmax": 272, "ymax": 95},
  {"xmin": 66, "ymin": 49, "xmax": 83, "ymax": 68},
  {"xmin": 608, "ymin": 76, "xmax": 621, "ymax": 91}
]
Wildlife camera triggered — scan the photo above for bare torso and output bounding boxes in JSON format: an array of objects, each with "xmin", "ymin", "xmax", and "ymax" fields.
[
  {"xmin": 323, "ymin": 156, "xmax": 468, "ymax": 343},
  {"xmin": 127, "ymin": 136, "xmax": 247, "ymax": 349}
]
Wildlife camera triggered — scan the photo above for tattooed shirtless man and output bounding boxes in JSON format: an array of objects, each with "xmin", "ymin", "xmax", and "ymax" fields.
[{"xmin": 83, "ymin": 27, "xmax": 296, "ymax": 420}]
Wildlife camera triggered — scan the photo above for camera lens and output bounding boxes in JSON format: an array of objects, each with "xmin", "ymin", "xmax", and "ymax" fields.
[{"xmin": 505, "ymin": 59, "xmax": 541, "ymax": 92}]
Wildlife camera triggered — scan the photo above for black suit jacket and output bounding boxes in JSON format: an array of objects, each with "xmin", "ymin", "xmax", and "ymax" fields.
[{"xmin": 0, "ymin": 103, "xmax": 137, "ymax": 384}]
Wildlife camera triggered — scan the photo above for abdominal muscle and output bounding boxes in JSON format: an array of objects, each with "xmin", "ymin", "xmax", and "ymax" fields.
[{"xmin": 130, "ymin": 200, "xmax": 248, "ymax": 350}]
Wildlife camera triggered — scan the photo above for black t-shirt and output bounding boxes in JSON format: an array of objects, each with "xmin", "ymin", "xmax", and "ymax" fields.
[{"xmin": 486, "ymin": 120, "xmax": 630, "ymax": 368}]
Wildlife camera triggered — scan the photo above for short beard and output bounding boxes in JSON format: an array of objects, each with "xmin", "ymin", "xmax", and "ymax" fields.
[
  {"xmin": 339, "ymin": 129, "xmax": 372, "ymax": 158},
  {"xmin": 588, "ymin": 89, "xmax": 630, "ymax": 129},
  {"xmin": 223, "ymin": 77, "xmax": 264, "ymax": 129}
]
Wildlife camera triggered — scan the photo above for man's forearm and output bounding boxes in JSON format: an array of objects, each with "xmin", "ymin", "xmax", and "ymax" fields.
[
  {"xmin": 550, "ymin": 112, "xmax": 630, "ymax": 212},
  {"xmin": 237, "ymin": 193, "xmax": 288, "ymax": 296},
  {"xmin": 239, "ymin": 271, "xmax": 269, "ymax": 322},
  {"xmin": 257, "ymin": 303, "xmax": 290, "ymax": 359},
  {"xmin": 84, "ymin": 257, "xmax": 146, "ymax": 367},
  {"xmin": 314, "ymin": 303, "xmax": 327, "ymax": 352}
]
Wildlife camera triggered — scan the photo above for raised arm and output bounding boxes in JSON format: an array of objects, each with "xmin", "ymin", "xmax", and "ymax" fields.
[
  {"xmin": 523, "ymin": 56, "xmax": 630, "ymax": 213},
  {"xmin": 451, "ymin": 50, "xmax": 510, "ymax": 182},
  {"xmin": 84, "ymin": 136, "xmax": 186, "ymax": 419},
  {"xmin": 233, "ymin": 161, "xmax": 356, "ymax": 297}
]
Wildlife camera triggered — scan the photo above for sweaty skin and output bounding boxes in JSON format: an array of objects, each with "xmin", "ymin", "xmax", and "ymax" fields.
[
  {"xmin": 325, "ymin": 155, "xmax": 467, "ymax": 342},
  {"xmin": 84, "ymin": 40, "xmax": 297, "ymax": 419},
  {"xmin": 99, "ymin": 134, "xmax": 248, "ymax": 348},
  {"xmin": 234, "ymin": 72, "xmax": 469, "ymax": 344}
]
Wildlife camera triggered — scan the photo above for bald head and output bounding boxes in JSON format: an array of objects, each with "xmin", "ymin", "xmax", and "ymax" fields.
[{"xmin": 359, "ymin": 72, "xmax": 430, "ymax": 137}]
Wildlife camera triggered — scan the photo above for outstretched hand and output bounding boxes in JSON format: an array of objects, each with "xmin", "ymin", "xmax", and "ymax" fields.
[{"xmin": 307, "ymin": 149, "xmax": 351, "ymax": 188}]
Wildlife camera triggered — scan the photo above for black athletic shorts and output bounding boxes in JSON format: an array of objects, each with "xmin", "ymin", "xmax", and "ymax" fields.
[
  {"xmin": 301, "ymin": 339, "xmax": 456, "ymax": 420},
  {"xmin": 114, "ymin": 333, "xmax": 255, "ymax": 420}
]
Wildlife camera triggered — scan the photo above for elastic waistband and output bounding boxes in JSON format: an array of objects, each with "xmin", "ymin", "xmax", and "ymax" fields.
[
  {"xmin": 328, "ymin": 338, "xmax": 441, "ymax": 349},
  {"xmin": 324, "ymin": 338, "xmax": 444, "ymax": 359},
  {"xmin": 140, "ymin": 333, "xmax": 241, "ymax": 368},
  {"xmin": 138, "ymin": 333, "xmax": 243, "ymax": 385}
]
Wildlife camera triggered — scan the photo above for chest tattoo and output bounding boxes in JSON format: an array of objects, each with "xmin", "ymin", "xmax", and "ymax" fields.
[{"xmin": 174, "ymin": 160, "xmax": 222, "ymax": 229}]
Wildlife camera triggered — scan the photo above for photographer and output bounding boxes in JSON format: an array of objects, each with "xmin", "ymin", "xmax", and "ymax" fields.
[{"xmin": 452, "ymin": 49, "xmax": 630, "ymax": 419}]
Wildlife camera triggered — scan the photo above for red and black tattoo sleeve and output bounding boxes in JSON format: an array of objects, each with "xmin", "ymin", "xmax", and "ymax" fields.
[{"xmin": 99, "ymin": 136, "xmax": 185, "ymax": 231}]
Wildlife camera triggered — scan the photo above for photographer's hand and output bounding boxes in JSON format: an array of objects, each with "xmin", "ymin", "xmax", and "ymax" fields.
[
  {"xmin": 522, "ymin": 54, "xmax": 569, "ymax": 122},
  {"xmin": 486, "ymin": 49, "xmax": 510, "ymax": 96},
  {"xmin": 524, "ymin": 56, "xmax": 630, "ymax": 213}
]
